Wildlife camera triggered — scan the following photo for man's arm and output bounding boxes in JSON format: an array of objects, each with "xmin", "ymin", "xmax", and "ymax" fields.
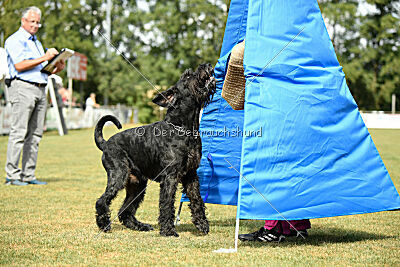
[{"xmin": 14, "ymin": 48, "xmax": 59, "ymax": 72}]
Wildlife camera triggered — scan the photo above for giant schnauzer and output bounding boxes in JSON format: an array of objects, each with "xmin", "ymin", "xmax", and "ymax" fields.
[{"xmin": 95, "ymin": 63, "xmax": 216, "ymax": 237}]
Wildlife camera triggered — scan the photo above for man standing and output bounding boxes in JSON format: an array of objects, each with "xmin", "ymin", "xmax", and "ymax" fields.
[{"xmin": 5, "ymin": 6, "xmax": 65, "ymax": 186}]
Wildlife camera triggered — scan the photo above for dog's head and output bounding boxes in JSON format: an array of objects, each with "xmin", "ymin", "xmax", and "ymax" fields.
[{"xmin": 152, "ymin": 63, "xmax": 216, "ymax": 109}]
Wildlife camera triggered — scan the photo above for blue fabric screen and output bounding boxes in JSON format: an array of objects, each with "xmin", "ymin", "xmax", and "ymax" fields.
[{"xmin": 182, "ymin": 0, "xmax": 400, "ymax": 220}]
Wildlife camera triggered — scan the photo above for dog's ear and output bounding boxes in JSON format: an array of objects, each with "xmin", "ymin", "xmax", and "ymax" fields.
[{"xmin": 152, "ymin": 87, "xmax": 176, "ymax": 107}]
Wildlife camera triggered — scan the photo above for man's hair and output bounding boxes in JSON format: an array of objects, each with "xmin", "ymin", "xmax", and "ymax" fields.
[{"xmin": 22, "ymin": 6, "xmax": 42, "ymax": 19}]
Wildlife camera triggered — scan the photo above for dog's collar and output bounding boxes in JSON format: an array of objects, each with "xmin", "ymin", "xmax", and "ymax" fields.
[{"xmin": 166, "ymin": 121, "xmax": 199, "ymax": 139}]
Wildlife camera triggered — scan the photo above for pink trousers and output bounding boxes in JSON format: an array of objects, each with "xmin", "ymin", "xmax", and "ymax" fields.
[{"xmin": 264, "ymin": 219, "xmax": 311, "ymax": 235}]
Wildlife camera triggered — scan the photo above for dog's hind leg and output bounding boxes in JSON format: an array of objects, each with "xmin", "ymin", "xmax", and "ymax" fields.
[
  {"xmin": 95, "ymin": 174, "xmax": 125, "ymax": 232},
  {"xmin": 118, "ymin": 176, "xmax": 154, "ymax": 231},
  {"xmin": 182, "ymin": 170, "xmax": 209, "ymax": 235},
  {"xmin": 159, "ymin": 176, "xmax": 179, "ymax": 237},
  {"xmin": 95, "ymin": 154, "xmax": 129, "ymax": 232}
]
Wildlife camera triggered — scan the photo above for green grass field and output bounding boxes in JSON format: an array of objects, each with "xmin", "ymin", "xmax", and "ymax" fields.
[{"xmin": 0, "ymin": 126, "xmax": 399, "ymax": 266}]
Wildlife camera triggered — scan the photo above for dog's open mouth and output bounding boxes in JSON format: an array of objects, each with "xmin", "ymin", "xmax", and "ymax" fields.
[
  {"xmin": 193, "ymin": 63, "xmax": 217, "ymax": 107},
  {"xmin": 204, "ymin": 67, "xmax": 216, "ymax": 90},
  {"xmin": 203, "ymin": 70, "xmax": 216, "ymax": 107},
  {"xmin": 205, "ymin": 75, "xmax": 216, "ymax": 89}
]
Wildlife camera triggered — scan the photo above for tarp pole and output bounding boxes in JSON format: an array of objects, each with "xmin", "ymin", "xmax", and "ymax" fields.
[{"xmin": 234, "ymin": 214, "xmax": 240, "ymax": 251}]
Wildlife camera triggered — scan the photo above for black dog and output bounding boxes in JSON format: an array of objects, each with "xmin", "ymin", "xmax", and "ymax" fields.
[{"xmin": 95, "ymin": 63, "xmax": 216, "ymax": 237}]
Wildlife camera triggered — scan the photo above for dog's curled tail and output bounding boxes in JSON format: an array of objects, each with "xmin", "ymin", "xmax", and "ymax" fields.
[{"xmin": 94, "ymin": 115, "xmax": 122, "ymax": 151}]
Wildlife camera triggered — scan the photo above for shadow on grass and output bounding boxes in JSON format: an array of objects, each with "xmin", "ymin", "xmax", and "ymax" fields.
[
  {"xmin": 102, "ymin": 222, "xmax": 159, "ymax": 233},
  {"xmin": 237, "ymin": 227, "xmax": 395, "ymax": 248},
  {"xmin": 95, "ymin": 222, "xmax": 210, "ymax": 239},
  {"xmin": 40, "ymin": 177, "xmax": 103, "ymax": 183},
  {"xmin": 91, "ymin": 217, "xmax": 397, "ymax": 243},
  {"xmin": 305, "ymin": 228, "xmax": 394, "ymax": 245},
  {"xmin": 41, "ymin": 177, "xmax": 67, "ymax": 183},
  {"xmin": 175, "ymin": 223, "xmax": 211, "ymax": 236},
  {"xmin": 178, "ymin": 218, "xmax": 396, "ymax": 247}
]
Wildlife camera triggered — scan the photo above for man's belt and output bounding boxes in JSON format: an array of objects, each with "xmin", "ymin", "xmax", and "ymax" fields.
[
  {"xmin": 15, "ymin": 77, "xmax": 47, "ymax": 87},
  {"xmin": 4, "ymin": 78, "xmax": 12, "ymax": 87}
]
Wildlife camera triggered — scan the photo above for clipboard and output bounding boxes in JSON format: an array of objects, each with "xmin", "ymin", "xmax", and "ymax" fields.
[{"xmin": 41, "ymin": 48, "xmax": 75, "ymax": 75}]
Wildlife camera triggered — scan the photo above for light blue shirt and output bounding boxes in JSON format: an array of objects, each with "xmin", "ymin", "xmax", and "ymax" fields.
[{"xmin": 5, "ymin": 27, "xmax": 48, "ymax": 84}]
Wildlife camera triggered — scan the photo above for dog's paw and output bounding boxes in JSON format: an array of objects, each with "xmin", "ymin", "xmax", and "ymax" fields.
[
  {"xmin": 195, "ymin": 220, "xmax": 209, "ymax": 235},
  {"xmin": 96, "ymin": 215, "xmax": 112, "ymax": 233},
  {"xmin": 138, "ymin": 223, "xmax": 154, "ymax": 231},
  {"xmin": 160, "ymin": 229, "xmax": 179, "ymax": 237},
  {"xmin": 101, "ymin": 225, "xmax": 111, "ymax": 233},
  {"xmin": 122, "ymin": 220, "xmax": 154, "ymax": 231}
]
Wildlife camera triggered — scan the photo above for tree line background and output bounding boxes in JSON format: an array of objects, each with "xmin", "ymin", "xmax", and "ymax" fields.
[{"xmin": 0, "ymin": 0, "xmax": 399, "ymax": 122}]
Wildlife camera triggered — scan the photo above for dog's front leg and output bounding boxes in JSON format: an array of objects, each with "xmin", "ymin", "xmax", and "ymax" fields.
[
  {"xmin": 182, "ymin": 171, "xmax": 209, "ymax": 235},
  {"xmin": 159, "ymin": 176, "xmax": 179, "ymax": 237}
]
